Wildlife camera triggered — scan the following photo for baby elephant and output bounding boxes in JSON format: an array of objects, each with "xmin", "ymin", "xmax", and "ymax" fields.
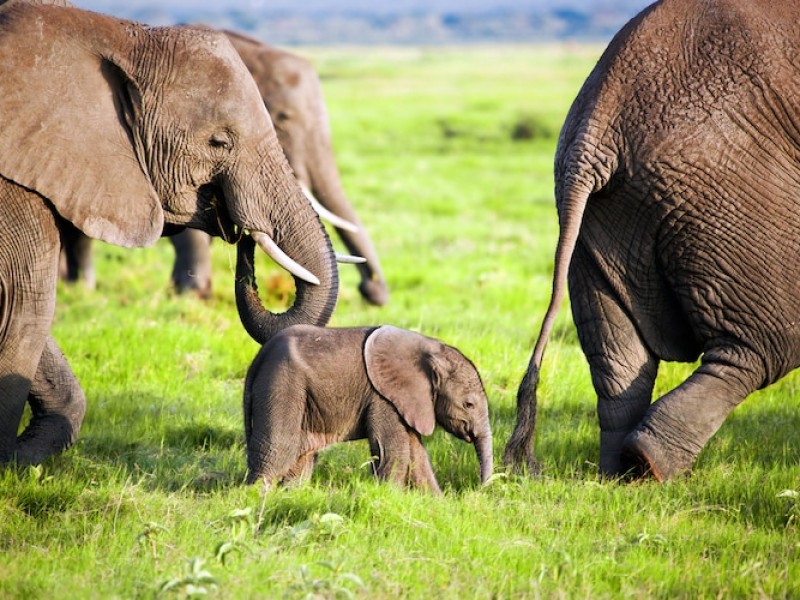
[{"xmin": 244, "ymin": 324, "xmax": 493, "ymax": 493}]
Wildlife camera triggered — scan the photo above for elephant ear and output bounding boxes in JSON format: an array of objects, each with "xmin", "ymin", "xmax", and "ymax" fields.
[
  {"xmin": 364, "ymin": 326, "xmax": 437, "ymax": 437},
  {"xmin": 0, "ymin": 5, "xmax": 163, "ymax": 247}
]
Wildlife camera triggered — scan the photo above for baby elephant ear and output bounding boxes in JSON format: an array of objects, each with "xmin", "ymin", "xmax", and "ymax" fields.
[{"xmin": 364, "ymin": 326, "xmax": 437, "ymax": 437}]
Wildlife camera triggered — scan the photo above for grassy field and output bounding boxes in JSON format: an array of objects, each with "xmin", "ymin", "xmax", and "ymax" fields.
[{"xmin": 2, "ymin": 44, "xmax": 799, "ymax": 598}]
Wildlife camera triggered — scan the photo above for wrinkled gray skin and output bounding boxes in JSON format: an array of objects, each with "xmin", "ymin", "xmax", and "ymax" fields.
[
  {"xmin": 0, "ymin": 2, "xmax": 338, "ymax": 465},
  {"xmin": 245, "ymin": 325, "xmax": 493, "ymax": 493},
  {"xmin": 504, "ymin": 0, "xmax": 800, "ymax": 481},
  {"xmin": 63, "ymin": 29, "xmax": 389, "ymax": 306}
]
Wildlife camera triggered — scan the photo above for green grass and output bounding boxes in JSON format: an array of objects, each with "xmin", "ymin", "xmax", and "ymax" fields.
[{"xmin": 2, "ymin": 44, "xmax": 799, "ymax": 598}]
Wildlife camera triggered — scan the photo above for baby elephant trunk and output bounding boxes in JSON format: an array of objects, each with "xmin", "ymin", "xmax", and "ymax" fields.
[{"xmin": 475, "ymin": 432, "xmax": 494, "ymax": 484}]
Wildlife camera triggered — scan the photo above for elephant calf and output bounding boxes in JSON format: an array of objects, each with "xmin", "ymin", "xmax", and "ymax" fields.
[{"xmin": 244, "ymin": 325, "xmax": 493, "ymax": 493}]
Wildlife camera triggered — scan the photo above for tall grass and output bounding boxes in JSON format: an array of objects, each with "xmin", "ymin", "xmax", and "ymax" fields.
[{"xmin": 1, "ymin": 44, "xmax": 798, "ymax": 598}]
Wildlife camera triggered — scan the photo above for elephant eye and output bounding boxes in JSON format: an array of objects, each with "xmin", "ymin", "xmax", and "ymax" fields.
[
  {"xmin": 274, "ymin": 110, "xmax": 291, "ymax": 123},
  {"xmin": 464, "ymin": 401, "xmax": 475, "ymax": 410},
  {"xmin": 209, "ymin": 132, "xmax": 233, "ymax": 150}
]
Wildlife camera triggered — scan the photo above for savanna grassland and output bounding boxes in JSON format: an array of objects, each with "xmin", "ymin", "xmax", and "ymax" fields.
[{"xmin": 1, "ymin": 44, "xmax": 798, "ymax": 598}]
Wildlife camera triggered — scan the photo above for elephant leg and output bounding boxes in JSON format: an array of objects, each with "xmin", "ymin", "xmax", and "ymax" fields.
[
  {"xmin": 623, "ymin": 346, "xmax": 761, "ymax": 481},
  {"xmin": 570, "ymin": 246, "xmax": 658, "ymax": 477},
  {"xmin": 369, "ymin": 437, "xmax": 410, "ymax": 487},
  {"xmin": 367, "ymin": 404, "xmax": 412, "ymax": 488},
  {"xmin": 0, "ymin": 366, "xmax": 35, "ymax": 464},
  {"xmin": 281, "ymin": 451, "xmax": 317, "ymax": 487},
  {"xmin": 245, "ymin": 388, "xmax": 304, "ymax": 485},
  {"xmin": 60, "ymin": 222, "xmax": 95, "ymax": 289},
  {"xmin": 0, "ymin": 186, "xmax": 61, "ymax": 464},
  {"xmin": 407, "ymin": 433, "xmax": 441, "ymax": 495},
  {"xmin": 15, "ymin": 337, "xmax": 87, "ymax": 465},
  {"xmin": 334, "ymin": 222, "xmax": 389, "ymax": 307},
  {"xmin": 169, "ymin": 229, "xmax": 213, "ymax": 299}
]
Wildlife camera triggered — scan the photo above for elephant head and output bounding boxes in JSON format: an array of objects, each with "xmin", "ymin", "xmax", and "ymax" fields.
[
  {"xmin": 226, "ymin": 31, "xmax": 389, "ymax": 306},
  {"xmin": 364, "ymin": 326, "xmax": 494, "ymax": 484},
  {"xmin": 0, "ymin": 3, "xmax": 338, "ymax": 344}
]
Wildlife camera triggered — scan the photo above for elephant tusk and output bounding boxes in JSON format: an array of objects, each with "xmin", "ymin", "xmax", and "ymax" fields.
[
  {"xmin": 301, "ymin": 184, "xmax": 359, "ymax": 233},
  {"xmin": 251, "ymin": 231, "xmax": 320, "ymax": 285},
  {"xmin": 336, "ymin": 253, "xmax": 367, "ymax": 264}
]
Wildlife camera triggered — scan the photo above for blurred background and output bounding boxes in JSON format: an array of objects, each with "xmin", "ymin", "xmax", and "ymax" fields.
[{"xmin": 72, "ymin": 0, "xmax": 653, "ymax": 45}]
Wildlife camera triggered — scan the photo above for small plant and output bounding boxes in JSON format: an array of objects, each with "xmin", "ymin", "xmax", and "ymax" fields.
[
  {"xmin": 136, "ymin": 522, "xmax": 169, "ymax": 565},
  {"xmin": 159, "ymin": 557, "xmax": 218, "ymax": 598},
  {"xmin": 222, "ymin": 507, "xmax": 255, "ymax": 540},
  {"xmin": 211, "ymin": 507, "xmax": 255, "ymax": 566},
  {"xmin": 285, "ymin": 561, "xmax": 365, "ymax": 599},
  {"xmin": 778, "ymin": 489, "xmax": 799, "ymax": 528},
  {"xmin": 634, "ymin": 531, "xmax": 668, "ymax": 548},
  {"xmin": 27, "ymin": 465, "xmax": 43, "ymax": 482},
  {"xmin": 286, "ymin": 512, "xmax": 346, "ymax": 545}
]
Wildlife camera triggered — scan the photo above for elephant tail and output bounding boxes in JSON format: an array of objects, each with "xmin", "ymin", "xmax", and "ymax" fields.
[{"xmin": 503, "ymin": 177, "xmax": 594, "ymax": 474}]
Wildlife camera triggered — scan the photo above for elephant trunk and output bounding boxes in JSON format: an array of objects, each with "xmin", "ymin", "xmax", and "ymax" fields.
[
  {"xmin": 308, "ymin": 152, "xmax": 389, "ymax": 306},
  {"xmin": 235, "ymin": 182, "xmax": 339, "ymax": 344},
  {"xmin": 474, "ymin": 431, "xmax": 494, "ymax": 484}
]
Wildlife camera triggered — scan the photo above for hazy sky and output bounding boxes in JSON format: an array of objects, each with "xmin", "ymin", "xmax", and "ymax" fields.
[{"xmin": 75, "ymin": 0, "xmax": 654, "ymax": 16}]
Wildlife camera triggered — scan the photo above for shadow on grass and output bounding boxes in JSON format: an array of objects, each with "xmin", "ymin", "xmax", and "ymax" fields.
[
  {"xmin": 489, "ymin": 386, "xmax": 800, "ymax": 481},
  {"xmin": 75, "ymin": 429, "xmax": 244, "ymax": 493},
  {"xmin": 32, "ymin": 390, "xmax": 250, "ymax": 494}
]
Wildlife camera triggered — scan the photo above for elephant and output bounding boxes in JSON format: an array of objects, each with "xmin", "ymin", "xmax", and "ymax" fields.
[
  {"xmin": 0, "ymin": 2, "xmax": 340, "ymax": 465},
  {"xmin": 61, "ymin": 29, "xmax": 389, "ymax": 306},
  {"xmin": 503, "ymin": 0, "xmax": 800, "ymax": 481},
  {"xmin": 244, "ymin": 324, "xmax": 493, "ymax": 493}
]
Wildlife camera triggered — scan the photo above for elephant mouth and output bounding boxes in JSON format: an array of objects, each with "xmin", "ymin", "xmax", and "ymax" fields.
[
  {"xmin": 461, "ymin": 420, "xmax": 475, "ymax": 443},
  {"xmin": 197, "ymin": 184, "xmax": 237, "ymax": 242}
]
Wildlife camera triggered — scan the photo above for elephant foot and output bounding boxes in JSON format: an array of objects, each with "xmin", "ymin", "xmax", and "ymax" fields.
[
  {"xmin": 621, "ymin": 426, "xmax": 695, "ymax": 482},
  {"xmin": 359, "ymin": 278, "xmax": 389, "ymax": 307},
  {"xmin": 599, "ymin": 430, "xmax": 637, "ymax": 479},
  {"xmin": 16, "ymin": 337, "xmax": 87, "ymax": 465},
  {"xmin": 173, "ymin": 276, "xmax": 212, "ymax": 300},
  {"xmin": 16, "ymin": 413, "xmax": 82, "ymax": 465}
]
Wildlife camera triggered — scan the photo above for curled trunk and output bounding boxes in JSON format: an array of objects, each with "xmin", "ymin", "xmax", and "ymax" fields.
[{"xmin": 235, "ymin": 223, "xmax": 338, "ymax": 344}]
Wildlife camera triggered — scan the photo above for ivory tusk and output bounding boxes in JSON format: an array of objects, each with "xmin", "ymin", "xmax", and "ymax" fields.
[
  {"xmin": 301, "ymin": 184, "xmax": 359, "ymax": 233},
  {"xmin": 251, "ymin": 231, "xmax": 320, "ymax": 285},
  {"xmin": 336, "ymin": 253, "xmax": 367, "ymax": 264}
]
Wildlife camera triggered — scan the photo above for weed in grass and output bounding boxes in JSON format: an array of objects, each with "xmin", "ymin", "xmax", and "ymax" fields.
[
  {"xmin": 778, "ymin": 489, "xmax": 799, "ymax": 529},
  {"xmin": 281, "ymin": 512, "xmax": 346, "ymax": 547},
  {"xmin": 159, "ymin": 557, "xmax": 218, "ymax": 598},
  {"xmin": 285, "ymin": 561, "xmax": 365, "ymax": 599},
  {"xmin": 136, "ymin": 521, "xmax": 169, "ymax": 566}
]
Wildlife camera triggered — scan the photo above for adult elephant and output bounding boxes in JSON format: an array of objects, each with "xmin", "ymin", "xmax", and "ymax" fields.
[
  {"xmin": 63, "ymin": 30, "xmax": 389, "ymax": 306},
  {"xmin": 0, "ymin": 2, "xmax": 339, "ymax": 464},
  {"xmin": 504, "ymin": 0, "xmax": 800, "ymax": 480}
]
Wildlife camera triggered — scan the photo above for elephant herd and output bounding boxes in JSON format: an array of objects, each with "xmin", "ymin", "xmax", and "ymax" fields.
[{"xmin": 1, "ymin": 0, "xmax": 799, "ymax": 489}]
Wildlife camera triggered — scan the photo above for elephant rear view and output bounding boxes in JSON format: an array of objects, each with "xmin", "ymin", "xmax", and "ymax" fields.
[
  {"xmin": 244, "ymin": 325, "xmax": 493, "ymax": 493},
  {"xmin": 504, "ymin": 0, "xmax": 800, "ymax": 480}
]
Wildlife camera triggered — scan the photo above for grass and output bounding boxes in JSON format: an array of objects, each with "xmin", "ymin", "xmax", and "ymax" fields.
[{"xmin": 2, "ymin": 44, "xmax": 799, "ymax": 598}]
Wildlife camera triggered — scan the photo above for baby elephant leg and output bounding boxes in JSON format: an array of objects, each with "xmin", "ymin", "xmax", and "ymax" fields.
[
  {"xmin": 408, "ymin": 432, "xmax": 441, "ymax": 495},
  {"xmin": 368, "ymin": 423, "xmax": 441, "ymax": 494},
  {"xmin": 245, "ymin": 394, "xmax": 305, "ymax": 485},
  {"xmin": 368, "ymin": 432, "xmax": 411, "ymax": 489},
  {"xmin": 281, "ymin": 452, "xmax": 318, "ymax": 488}
]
